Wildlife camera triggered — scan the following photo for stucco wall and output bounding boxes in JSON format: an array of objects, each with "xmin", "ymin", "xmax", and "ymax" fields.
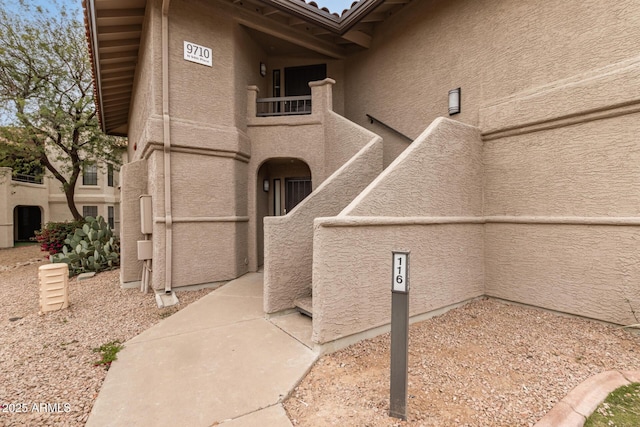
[
  {"xmin": 312, "ymin": 118, "xmax": 484, "ymax": 344},
  {"xmin": 483, "ymin": 114, "xmax": 640, "ymax": 217},
  {"xmin": 485, "ymin": 223, "xmax": 640, "ymax": 326},
  {"xmin": 334, "ymin": 0, "xmax": 640, "ymax": 334},
  {"xmin": 344, "ymin": 0, "xmax": 640, "ymax": 164},
  {"xmin": 128, "ymin": 0, "xmax": 160, "ymax": 162},
  {"xmin": 323, "ymin": 111, "xmax": 379, "ymax": 174},
  {"xmin": 312, "ymin": 222, "xmax": 484, "ymax": 343},
  {"xmin": 0, "ymin": 168, "xmax": 11, "ymax": 247},
  {"xmin": 246, "ymin": 80, "xmax": 337, "ymax": 271},
  {"xmin": 480, "ymin": 58, "xmax": 640, "ymax": 323},
  {"xmin": 123, "ymin": 0, "xmax": 264, "ymax": 289},
  {"xmin": 264, "ymin": 134, "xmax": 383, "ymax": 313},
  {"xmin": 343, "ymin": 118, "xmax": 482, "ymax": 217},
  {"xmin": 0, "ymin": 167, "xmax": 50, "ymax": 248},
  {"xmin": 147, "ymin": 149, "xmax": 249, "ymax": 289},
  {"xmin": 119, "ymin": 160, "xmax": 148, "ymax": 285}
]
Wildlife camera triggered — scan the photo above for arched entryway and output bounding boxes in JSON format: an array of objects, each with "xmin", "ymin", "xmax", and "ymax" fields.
[
  {"xmin": 256, "ymin": 158, "xmax": 312, "ymax": 266},
  {"xmin": 13, "ymin": 205, "xmax": 42, "ymax": 242}
]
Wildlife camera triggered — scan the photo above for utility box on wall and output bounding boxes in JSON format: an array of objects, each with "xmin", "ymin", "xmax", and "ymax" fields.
[
  {"xmin": 38, "ymin": 263, "xmax": 69, "ymax": 313},
  {"xmin": 140, "ymin": 195, "xmax": 152, "ymax": 234},
  {"xmin": 137, "ymin": 240, "xmax": 153, "ymax": 260}
]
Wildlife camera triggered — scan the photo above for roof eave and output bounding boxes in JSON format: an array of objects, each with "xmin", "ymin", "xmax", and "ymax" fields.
[
  {"xmin": 83, "ymin": 0, "xmax": 107, "ymax": 134},
  {"xmin": 262, "ymin": 0, "xmax": 385, "ymax": 34}
]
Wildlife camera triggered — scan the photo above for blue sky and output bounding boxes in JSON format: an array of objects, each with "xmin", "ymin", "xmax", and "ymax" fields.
[{"xmin": 313, "ymin": 0, "xmax": 355, "ymax": 13}]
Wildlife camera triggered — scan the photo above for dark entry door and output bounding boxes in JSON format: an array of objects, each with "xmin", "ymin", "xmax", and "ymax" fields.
[
  {"xmin": 284, "ymin": 64, "xmax": 327, "ymax": 96},
  {"xmin": 285, "ymin": 178, "xmax": 312, "ymax": 213},
  {"xmin": 15, "ymin": 206, "xmax": 41, "ymax": 241}
]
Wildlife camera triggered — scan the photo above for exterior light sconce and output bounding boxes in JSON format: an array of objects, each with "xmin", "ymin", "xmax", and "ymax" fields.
[
  {"xmin": 260, "ymin": 62, "xmax": 267, "ymax": 77},
  {"xmin": 263, "ymin": 179, "xmax": 269, "ymax": 192},
  {"xmin": 448, "ymin": 87, "xmax": 461, "ymax": 115}
]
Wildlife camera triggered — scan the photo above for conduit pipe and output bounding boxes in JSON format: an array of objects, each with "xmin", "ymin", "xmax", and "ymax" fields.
[{"xmin": 161, "ymin": 0, "xmax": 173, "ymax": 294}]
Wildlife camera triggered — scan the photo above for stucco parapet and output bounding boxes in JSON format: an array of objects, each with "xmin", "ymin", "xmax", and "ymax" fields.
[
  {"xmin": 481, "ymin": 55, "xmax": 640, "ymax": 137},
  {"xmin": 10, "ymin": 181, "xmax": 47, "ymax": 190},
  {"xmin": 341, "ymin": 117, "xmax": 483, "ymax": 217},
  {"xmin": 485, "ymin": 216, "xmax": 640, "ymax": 226},
  {"xmin": 316, "ymin": 215, "xmax": 640, "ymax": 228},
  {"xmin": 308, "ymin": 78, "xmax": 336, "ymax": 87},
  {"xmin": 316, "ymin": 216, "xmax": 485, "ymax": 227}
]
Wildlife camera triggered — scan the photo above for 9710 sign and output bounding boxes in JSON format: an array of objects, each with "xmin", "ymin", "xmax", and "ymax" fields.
[{"xmin": 183, "ymin": 41, "xmax": 212, "ymax": 67}]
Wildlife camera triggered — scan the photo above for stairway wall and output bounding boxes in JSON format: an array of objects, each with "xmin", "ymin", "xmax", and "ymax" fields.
[
  {"xmin": 263, "ymin": 113, "xmax": 383, "ymax": 313},
  {"xmin": 312, "ymin": 118, "xmax": 484, "ymax": 344}
]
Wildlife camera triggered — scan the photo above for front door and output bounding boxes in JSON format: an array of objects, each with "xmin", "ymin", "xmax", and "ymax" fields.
[
  {"xmin": 284, "ymin": 64, "xmax": 327, "ymax": 96},
  {"xmin": 285, "ymin": 178, "xmax": 312, "ymax": 214}
]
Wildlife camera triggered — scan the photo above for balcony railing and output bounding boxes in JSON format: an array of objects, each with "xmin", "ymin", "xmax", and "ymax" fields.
[
  {"xmin": 256, "ymin": 95, "xmax": 312, "ymax": 117},
  {"xmin": 12, "ymin": 173, "xmax": 43, "ymax": 184}
]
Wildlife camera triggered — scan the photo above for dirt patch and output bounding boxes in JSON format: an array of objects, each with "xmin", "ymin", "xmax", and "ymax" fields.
[
  {"xmin": 285, "ymin": 299, "xmax": 640, "ymax": 426},
  {"xmin": 0, "ymin": 246, "xmax": 214, "ymax": 426},
  {"xmin": 0, "ymin": 244, "xmax": 46, "ymax": 271}
]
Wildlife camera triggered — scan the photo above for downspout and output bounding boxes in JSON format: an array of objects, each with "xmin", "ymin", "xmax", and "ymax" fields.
[{"xmin": 162, "ymin": 0, "xmax": 173, "ymax": 294}]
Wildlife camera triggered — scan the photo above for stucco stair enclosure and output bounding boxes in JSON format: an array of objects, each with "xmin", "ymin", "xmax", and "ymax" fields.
[
  {"xmin": 264, "ymin": 117, "xmax": 484, "ymax": 350},
  {"xmin": 260, "ymin": 79, "xmax": 383, "ymax": 314},
  {"xmin": 265, "ymin": 115, "xmax": 640, "ymax": 354}
]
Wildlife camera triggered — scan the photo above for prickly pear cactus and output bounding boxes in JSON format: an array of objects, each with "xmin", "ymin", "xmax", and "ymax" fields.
[{"xmin": 50, "ymin": 216, "xmax": 120, "ymax": 276}]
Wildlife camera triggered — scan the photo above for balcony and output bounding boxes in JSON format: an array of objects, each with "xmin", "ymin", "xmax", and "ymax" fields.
[
  {"xmin": 12, "ymin": 173, "xmax": 43, "ymax": 184},
  {"xmin": 256, "ymin": 96, "xmax": 312, "ymax": 117},
  {"xmin": 248, "ymin": 79, "xmax": 336, "ymax": 126}
]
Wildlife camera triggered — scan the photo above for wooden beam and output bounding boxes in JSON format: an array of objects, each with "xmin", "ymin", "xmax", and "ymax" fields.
[
  {"xmin": 341, "ymin": 29, "xmax": 371, "ymax": 48},
  {"xmin": 228, "ymin": 2, "xmax": 347, "ymax": 59},
  {"xmin": 288, "ymin": 17, "xmax": 307, "ymax": 27},
  {"xmin": 361, "ymin": 12, "xmax": 386, "ymax": 23}
]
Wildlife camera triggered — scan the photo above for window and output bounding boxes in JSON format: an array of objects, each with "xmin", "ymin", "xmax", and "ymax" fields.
[
  {"xmin": 83, "ymin": 164, "xmax": 98, "ymax": 186},
  {"xmin": 83, "ymin": 206, "xmax": 98, "ymax": 219},
  {"xmin": 107, "ymin": 164, "xmax": 114, "ymax": 187},
  {"xmin": 108, "ymin": 206, "xmax": 114, "ymax": 230}
]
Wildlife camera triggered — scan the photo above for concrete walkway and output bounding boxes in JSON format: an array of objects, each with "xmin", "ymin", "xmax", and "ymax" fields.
[{"xmin": 87, "ymin": 272, "xmax": 317, "ymax": 427}]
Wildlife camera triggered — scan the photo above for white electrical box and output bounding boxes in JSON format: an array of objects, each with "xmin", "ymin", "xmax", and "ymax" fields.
[
  {"xmin": 137, "ymin": 240, "xmax": 153, "ymax": 261},
  {"xmin": 140, "ymin": 195, "xmax": 153, "ymax": 234}
]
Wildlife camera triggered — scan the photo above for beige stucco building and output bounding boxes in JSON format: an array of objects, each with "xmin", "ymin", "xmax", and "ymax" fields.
[
  {"xmin": 0, "ymin": 161, "xmax": 121, "ymax": 248},
  {"xmin": 84, "ymin": 0, "xmax": 640, "ymax": 348}
]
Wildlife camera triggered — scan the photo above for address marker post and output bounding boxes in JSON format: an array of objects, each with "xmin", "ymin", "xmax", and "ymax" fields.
[{"xmin": 390, "ymin": 250, "xmax": 409, "ymax": 420}]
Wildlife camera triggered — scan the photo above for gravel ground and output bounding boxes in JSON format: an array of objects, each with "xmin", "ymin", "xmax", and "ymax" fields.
[
  {"xmin": 286, "ymin": 299, "xmax": 640, "ymax": 427},
  {"xmin": 0, "ymin": 245, "xmax": 213, "ymax": 426}
]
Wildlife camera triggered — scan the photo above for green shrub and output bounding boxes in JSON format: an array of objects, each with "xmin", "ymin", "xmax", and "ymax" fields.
[
  {"xmin": 35, "ymin": 220, "xmax": 86, "ymax": 255},
  {"xmin": 50, "ymin": 216, "xmax": 120, "ymax": 276},
  {"xmin": 92, "ymin": 340, "xmax": 124, "ymax": 370}
]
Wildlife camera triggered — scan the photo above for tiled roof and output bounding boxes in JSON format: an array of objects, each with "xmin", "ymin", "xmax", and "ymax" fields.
[{"xmin": 304, "ymin": 1, "xmax": 361, "ymax": 17}]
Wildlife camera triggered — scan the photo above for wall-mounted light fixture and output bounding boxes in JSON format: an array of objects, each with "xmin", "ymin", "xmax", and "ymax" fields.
[
  {"xmin": 448, "ymin": 88, "xmax": 461, "ymax": 115},
  {"xmin": 263, "ymin": 179, "xmax": 270, "ymax": 192},
  {"xmin": 260, "ymin": 62, "xmax": 267, "ymax": 77}
]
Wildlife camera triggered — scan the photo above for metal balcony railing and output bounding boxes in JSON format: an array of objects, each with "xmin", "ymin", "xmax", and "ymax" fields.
[
  {"xmin": 256, "ymin": 96, "xmax": 312, "ymax": 117},
  {"xmin": 12, "ymin": 173, "xmax": 43, "ymax": 184}
]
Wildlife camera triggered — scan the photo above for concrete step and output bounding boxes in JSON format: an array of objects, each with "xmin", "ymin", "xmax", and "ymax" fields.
[{"xmin": 294, "ymin": 296, "xmax": 313, "ymax": 318}]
